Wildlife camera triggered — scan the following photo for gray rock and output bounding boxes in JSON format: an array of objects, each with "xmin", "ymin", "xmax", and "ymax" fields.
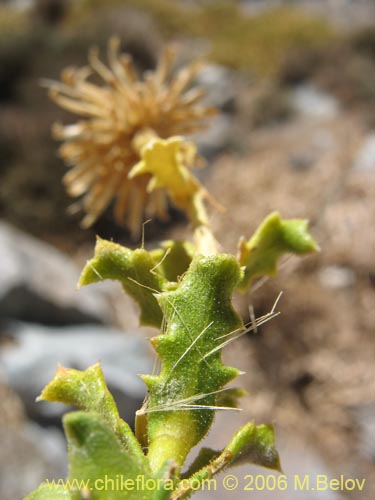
[
  {"xmin": 353, "ymin": 133, "xmax": 375, "ymax": 172},
  {"xmin": 290, "ymin": 84, "xmax": 340, "ymax": 120},
  {"xmin": 0, "ymin": 222, "xmax": 112, "ymax": 325},
  {"xmin": 239, "ymin": 1, "xmax": 375, "ymax": 29},
  {"xmin": 318, "ymin": 265, "xmax": 356, "ymax": 289},
  {"xmin": 289, "ymin": 152, "xmax": 317, "ymax": 171},
  {"xmin": 189, "ymin": 64, "xmax": 240, "ymax": 160},
  {"xmin": 195, "ymin": 64, "xmax": 238, "ymax": 113},
  {"xmin": 6, "ymin": 0, "xmax": 34, "ymax": 12},
  {"xmin": 193, "ymin": 114, "xmax": 235, "ymax": 160},
  {"xmin": 0, "ymin": 422, "xmax": 66, "ymax": 500},
  {"xmin": 0, "ymin": 322, "xmax": 153, "ymax": 424},
  {"xmin": 289, "ymin": 130, "xmax": 336, "ymax": 171},
  {"xmin": 352, "ymin": 405, "xmax": 375, "ymax": 462}
]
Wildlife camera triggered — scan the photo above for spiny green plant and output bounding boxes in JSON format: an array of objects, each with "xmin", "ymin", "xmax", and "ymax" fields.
[{"xmin": 25, "ymin": 40, "xmax": 318, "ymax": 500}]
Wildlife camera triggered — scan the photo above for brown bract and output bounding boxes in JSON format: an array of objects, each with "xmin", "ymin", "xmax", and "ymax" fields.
[{"xmin": 46, "ymin": 37, "xmax": 216, "ymax": 237}]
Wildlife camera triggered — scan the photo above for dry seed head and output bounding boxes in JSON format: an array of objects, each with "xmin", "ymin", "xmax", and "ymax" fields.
[{"xmin": 47, "ymin": 37, "xmax": 216, "ymax": 237}]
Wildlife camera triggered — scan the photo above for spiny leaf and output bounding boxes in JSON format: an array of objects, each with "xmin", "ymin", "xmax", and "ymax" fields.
[
  {"xmin": 172, "ymin": 422, "xmax": 280, "ymax": 499},
  {"xmin": 24, "ymin": 412, "xmax": 153, "ymax": 500},
  {"xmin": 128, "ymin": 137, "xmax": 208, "ymax": 226},
  {"xmin": 238, "ymin": 211, "xmax": 319, "ymax": 290},
  {"xmin": 129, "ymin": 137, "xmax": 199, "ymax": 199},
  {"xmin": 38, "ymin": 363, "xmax": 119, "ymax": 426},
  {"xmin": 149, "ymin": 240, "xmax": 194, "ymax": 283},
  {"xmin": 79, "ymin": 237, "xmax": 166, "ymax": 327},
  {"xmin": 224, "ymin": 421, "xmax": 281, "ymax": 470},
  {"xmin": 38, "ymin": 363, "xmax": 146, "ymax": 467},
  {"xmin": 143, "ymin": 254, "xmax": 244, "ymax": 473},
  {"xmin": 216, "ymin": 387, "xmax": 247, "ymax": 409},
  {"xmin": 64, "ymin": 412, "xmax": 151, "ymax": 500}
]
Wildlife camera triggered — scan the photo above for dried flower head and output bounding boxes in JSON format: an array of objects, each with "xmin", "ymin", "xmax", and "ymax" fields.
[{"xmin": 46, "ymin": 37, "xmax": 216, "ymax": 237}]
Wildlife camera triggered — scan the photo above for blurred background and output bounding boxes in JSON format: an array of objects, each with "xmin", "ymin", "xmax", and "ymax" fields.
[{"xmin": 0, "ymin": 0, "xmax": 374, "ymax": 498}]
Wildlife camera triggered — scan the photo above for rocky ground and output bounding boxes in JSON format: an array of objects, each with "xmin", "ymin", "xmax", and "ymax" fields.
[
  {"xmin": 162, "ymin": 90, "xmax": 375, "ymax": 499},
  {"xmin": 3, "ymin": 81, "xmax": 373, "ymax": 500},
  {"xmin": 0, "ymin": 2, "xmax": 374, "ymax": 499},
  {"xmin": 209, "ymin": 118, "xmax": 374, "ymax": 499}
]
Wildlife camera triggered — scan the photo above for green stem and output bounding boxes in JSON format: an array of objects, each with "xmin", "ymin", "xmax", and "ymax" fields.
[{"xmin": 147, "ymin": 411, "xmax": 201, "ymax": 473}]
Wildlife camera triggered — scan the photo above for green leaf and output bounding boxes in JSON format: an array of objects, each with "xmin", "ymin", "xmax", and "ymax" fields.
[
  {"xmin": 128, "ymin": 136, "xmax": 208, "ymax": 226},
  {"xmin": 38, "ymin": 363, "xmax": 146, "ymax": 468},
  {"xmin": 238, "ymin": 211, "xmax": 319, "ymax": 290},
  {"xmin": 79, "ymin": 237, "xmax": 166, "ymax": 327},
  {"xmin": 150, "ymin": 460, "xmax": 179, "ymax": 500},
  {"xmin": 171, "ymin": 422, "xmax": 280, "ymax": 499},
  {"xmin": 26, "ymin": 411, "xmax": 176, "ymax": 500},
  {"xmin": 224, "ymin": 421, "xmax": 281, "ymax": 470},
  {"xmin": 181, "ymin": 448, "xmax": 220, "ymax": 480},
  {"xmin": 24, "ymin": 484, "xmax": 71, "ymax": 500},
  {"xmin": 64, "ymin": 412, "xmax": 151, "ymax": 500},
  {"xmin": 143, "ymin": 254, "xmax": 244, "ymax": 473},
  {"xmin": 149, "ymin": 241, "xmax": 194, "ymax": 283},
  {"xmin": 216, "ymin": 387, "xmax": 247, "ymax": 409},
  {"xmin": 38, "ymin": 363, "xmax": 119, "ymax": 425}
]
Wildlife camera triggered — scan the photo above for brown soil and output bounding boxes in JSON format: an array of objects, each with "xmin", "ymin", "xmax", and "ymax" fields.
[{"xmin": 200, "ymin": 110, "xmax": 375, "ymax": 496}]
